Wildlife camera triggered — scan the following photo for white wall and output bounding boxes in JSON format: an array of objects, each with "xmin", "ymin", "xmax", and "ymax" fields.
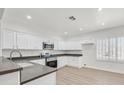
[{"xmin": 69, "ymin": 26, "xmax": 124, "ymax": 74}]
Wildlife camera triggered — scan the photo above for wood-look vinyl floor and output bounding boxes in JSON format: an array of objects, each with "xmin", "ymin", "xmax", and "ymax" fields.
[{"xmin": 56, "ymin": 66, "xmax": 124, "ymax": 85}]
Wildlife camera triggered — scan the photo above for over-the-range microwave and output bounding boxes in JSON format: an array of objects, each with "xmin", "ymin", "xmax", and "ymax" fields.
[{"xmin": 42, "ymin": 42, "xmax": 54, "ymax": 50}]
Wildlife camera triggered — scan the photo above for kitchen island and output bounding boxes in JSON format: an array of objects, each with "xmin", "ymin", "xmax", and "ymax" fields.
[
  {"xmin": 15, "ymin": 60, "xmax": 57, "ymax": 85},
  {"xmin": 0, "ymin": 57, "xmax": 57, "ymax": 85},
  {"xmin": 21, "ymin": 65, "xmax": 56, "ymax": 85}
]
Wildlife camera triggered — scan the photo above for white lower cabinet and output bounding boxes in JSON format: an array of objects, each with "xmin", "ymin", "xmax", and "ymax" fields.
[
  {"xmin": 0, "ymin": 71, "xmax": 20, "ymax": 85},
  {"xmin": 57, "ymin": 57, "xmax": 68, "ymax": 69},
  {"xmin": 67, "ymin": 57, "xmax": 79, "ymax": 67},
  {"xmin": 30, "ymin": 59, "xmax": 45, "ymax": 65},
  {"xmin": 57, "ymin": 56, "xmax": 82, "ymax": 68},
  {"xmin": 24, "ymin": 72, "xmax": 56, "ymax": 85}
]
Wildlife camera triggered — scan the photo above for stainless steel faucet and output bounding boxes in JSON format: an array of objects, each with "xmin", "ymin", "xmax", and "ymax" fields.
[{"xmin": 10, "ymin": 49, "xmax": 22, "ymax": 60}]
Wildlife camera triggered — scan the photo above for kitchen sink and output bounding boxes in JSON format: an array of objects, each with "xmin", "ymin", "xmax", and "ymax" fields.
[{"xmin": 17, "ymin": 62, "xmax": 34, "ymax": 68}]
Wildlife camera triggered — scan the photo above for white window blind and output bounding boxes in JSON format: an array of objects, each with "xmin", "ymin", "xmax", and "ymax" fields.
[{"xmin": 96, "ymin": 37, "xmax": 124, "ymax": 62}]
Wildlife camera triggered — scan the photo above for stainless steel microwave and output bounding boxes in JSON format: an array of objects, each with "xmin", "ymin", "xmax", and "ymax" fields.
[{"xmin": 42, "ymin": 42, "xmax": 54, "ymax": 50}]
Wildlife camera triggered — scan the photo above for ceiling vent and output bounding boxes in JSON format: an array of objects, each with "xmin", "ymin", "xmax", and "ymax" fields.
[{"xmin": 68, "ymin": 16, "xmax": 76, "ymax": 21}]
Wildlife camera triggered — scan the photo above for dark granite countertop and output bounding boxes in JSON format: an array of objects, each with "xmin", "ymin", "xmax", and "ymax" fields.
[
  {"xmin": 20, "ymin": 63, "xmax": 57, "ymax": 84},
  {"xmin": 9, "ymin": 54, "xmax": 82, "ymax": 60},
  {"xmin": 45, "ymin": 54, "xmax": 82, "ymax": 58},
  {"xmin": 0, "ymin": 57, "xmax": 22, "ymax": 75}
]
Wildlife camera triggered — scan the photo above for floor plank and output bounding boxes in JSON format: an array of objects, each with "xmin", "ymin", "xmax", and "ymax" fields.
[{"xmin": 56, "ymin": 66, "xmax": 124, "ymax": 85}]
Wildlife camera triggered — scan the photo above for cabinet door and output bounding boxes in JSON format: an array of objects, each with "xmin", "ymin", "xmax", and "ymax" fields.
[
  {"xmin": 0, "ymin": 71, "xmax": 20, "ymax": 85},
  {"xmin": 28, "ymin": 35, "xmax": 35, "ymax": 49},
  {"xmin": 65, "ymin": 41, "xmax": 82, "ymax": 50},
  {"xmin": 2, "ymin": 30, "xmax": 15, "ymax": 49},
  {"xmin": 31, "ymin": 36, "xmax": 42, "ymax": 50},
  {"xmin": 67, "ymin": 57, "xmax": 80, "ymax": 68},
  {"xmin": 57, "ymin": 57, "xmax": 68, "ymax": 68},
  {"xmin": 54, "ymin": 41, "xmax": 59, "ymax": 50},
  {"xmin": 17, "ymin": 32, "xmax": 28, "ymax": 49},
  {"xmin": 17, "ymin": 33, "xmax": 42, "ymax": 50},
  {"xmin": 35, "ymin": 37, "xmax": 42, "ymax": 49},
  {"xmin": 58, "ymin": 41, "xmax": 66, "ymax": 50},
  {"xmin": 57, "ymin": 41, "xmax": 81, "ymax": 50},
  {"xmin": 78, "ymin": 57, "xmax": 83, "ymax": 68}
]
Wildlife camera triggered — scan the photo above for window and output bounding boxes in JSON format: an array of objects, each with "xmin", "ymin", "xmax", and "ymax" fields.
[
  {"xmin": 96, "ymin": 37, "xmax": 124, "ymax": 62},
  {"xmin": 117, "ymin": 37, "xmax": 124, "ymax": 61}
]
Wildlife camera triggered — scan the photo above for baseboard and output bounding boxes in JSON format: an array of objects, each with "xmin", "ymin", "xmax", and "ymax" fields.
[
  {"xmin": 85, "ymin": 66, "xmax": 124, "ymax": 74},
  {"xmin": 57, "ymin": 65, "xmax": 124, "ymax": 74}
]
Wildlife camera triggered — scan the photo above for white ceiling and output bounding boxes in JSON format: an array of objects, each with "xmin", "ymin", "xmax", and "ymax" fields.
[{"xmin": 2, "ymin": 8, "xmax": 124, "ymax": 38}]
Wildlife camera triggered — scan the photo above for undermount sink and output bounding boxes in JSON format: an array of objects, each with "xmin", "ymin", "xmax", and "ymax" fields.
[{"xmin": 17, "ymin": 63, "xmax": 34, "ymax": 68}]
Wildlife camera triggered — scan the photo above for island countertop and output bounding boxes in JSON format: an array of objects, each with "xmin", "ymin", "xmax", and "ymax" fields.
[
  {"xmin": 0, "ymin": 57, "xmax": 56, "ymax": 85},
  {"xmin": 19, "ymin": 63, "xmax": 57, "ymax": 84}
]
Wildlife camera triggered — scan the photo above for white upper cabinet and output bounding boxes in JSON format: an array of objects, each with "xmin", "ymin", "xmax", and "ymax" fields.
[
  {"xmin": 57, "ymin": 41, "xmax": 65, "ymax": 50},
  {"xmin": 54, "ymin": 40, "xmax": 65, "ymax": 50},
  {"xmin": 2, "ymin": 30, "xmax": 43, "ymax": 50},
  {"xmin": 17, "ymin": 32, "xmax": 28, "ymax": 49},
  {"xmin": 2, "ymin": 30, "xmax": 16, "ymax": 49},
  {"xmin": 17, "ymin": 32, "xmax": 43, "ymax": 50},
  {"xmin": 32, "ymin": 36, "xmax": 42, "ymax": 50},
  {"xmin": 65, "ymin": 41, "xmax": 82, "ymax": 50},
  {"xmin": 54, "ymin": 41, "xmax": 82, "ymax": 50},
  {"xmin": 2, "ymin": 30, "xmax": 81, "ymax": 50}
]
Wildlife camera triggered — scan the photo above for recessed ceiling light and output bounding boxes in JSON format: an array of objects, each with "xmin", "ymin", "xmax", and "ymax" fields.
[
  {"xmin": 27, "ymin": 15, "xmax": 32, "ymax": 19},
  {"xmin": 98, "ymin": 8, "xmax": 102, "ymax": 11},
  {"xmin": 102, "ymin": 22, "xmax": 105, "ymax": 26},
  {"xmin": 79, "ymin": 28, "xmax": 83, "ymax": 31},
  {"xmin": 64, "ymin": 32, "xmax": 68, "ymax": 35}
]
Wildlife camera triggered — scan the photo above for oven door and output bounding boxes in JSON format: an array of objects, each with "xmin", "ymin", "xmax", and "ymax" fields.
[{"xmin": 46, "ymin": 60, "xmax": 57, "ymax": 68}]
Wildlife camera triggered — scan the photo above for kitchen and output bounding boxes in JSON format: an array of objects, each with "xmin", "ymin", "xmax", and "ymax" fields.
[{"xmin": 1, "ymin": 8, "xmax": 124, "ymax": 85}]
